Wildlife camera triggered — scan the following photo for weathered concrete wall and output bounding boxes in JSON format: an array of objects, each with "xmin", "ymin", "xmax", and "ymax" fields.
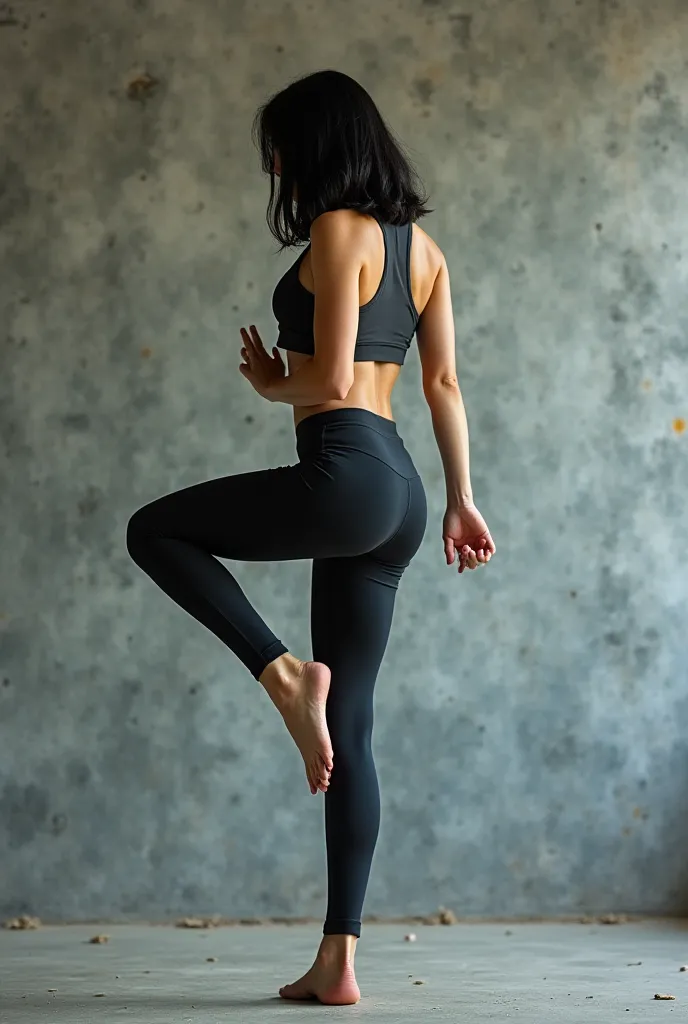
[{"xmin": 1, "ymin": 0, "xmax": 687, "ymax": 921}]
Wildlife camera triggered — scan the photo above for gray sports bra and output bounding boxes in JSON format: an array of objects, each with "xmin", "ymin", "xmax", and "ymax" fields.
[{"xmin": 272, "ymin": 214, "xmax": 420, "ymax": 365}]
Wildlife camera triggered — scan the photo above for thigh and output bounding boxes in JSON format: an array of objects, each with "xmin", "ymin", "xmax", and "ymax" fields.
[
  {"xmin": 132, "ymin": 445, "xmax": 419, "ymax": 565},
  {"xmin": 132, "ymin": 463, "xmax": 331, "ymax": 561}
]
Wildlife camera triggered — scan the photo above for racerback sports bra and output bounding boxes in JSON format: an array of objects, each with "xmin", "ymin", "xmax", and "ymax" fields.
[{"xmin": 272, "ymin": 213, "xmax": 420, "ymax": 365}]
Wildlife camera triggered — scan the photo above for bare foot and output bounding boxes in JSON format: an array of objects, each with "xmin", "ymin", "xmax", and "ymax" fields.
[
  {"xmin": 279, "ymin": 937, "xmax": 360, "ymax": 1005},
  {"xmin": 260, "ymin": 654, "xmax": 333, "ymax": 794}
]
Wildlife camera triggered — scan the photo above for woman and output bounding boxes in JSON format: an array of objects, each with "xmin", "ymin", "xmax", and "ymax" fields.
[{"xmin": 126, "ymin": 69, "xmax": 495, "ymax": 1005}]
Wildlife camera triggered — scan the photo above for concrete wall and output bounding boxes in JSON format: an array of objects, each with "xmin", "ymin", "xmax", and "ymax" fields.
[{"xmin": 1, "ymin": 0, "xmax": 687, "ymax": 922}]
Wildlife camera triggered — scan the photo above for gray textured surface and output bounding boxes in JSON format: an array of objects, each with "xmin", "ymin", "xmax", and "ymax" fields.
[
  {"xmin": 1, "ymin": 922, "xmax": 687, "ymax": 1022},
  {"xmin": 1, "ymin": 0, "xmax": 688, "ymax": 922}
]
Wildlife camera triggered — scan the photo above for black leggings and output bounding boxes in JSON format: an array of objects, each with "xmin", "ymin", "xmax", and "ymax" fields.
[{"xmin": 126, "ymin": 407, "xmax": 427, "ymax": 937}]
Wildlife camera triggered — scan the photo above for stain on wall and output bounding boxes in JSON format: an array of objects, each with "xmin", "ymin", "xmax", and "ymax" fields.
[{"xmin": 1, "ymin": 0, "xmax": 687, "ymax": 921}]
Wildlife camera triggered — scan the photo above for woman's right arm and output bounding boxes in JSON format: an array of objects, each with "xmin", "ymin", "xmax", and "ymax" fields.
[{"xmin": 416, "ymin": 255, "xmax": 495, "ymax": 573}]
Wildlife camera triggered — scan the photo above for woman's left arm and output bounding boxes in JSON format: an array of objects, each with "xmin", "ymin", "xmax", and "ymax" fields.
[{"xmin": 240, "ymin": 211, "xmax": 361, "ymax": 406}]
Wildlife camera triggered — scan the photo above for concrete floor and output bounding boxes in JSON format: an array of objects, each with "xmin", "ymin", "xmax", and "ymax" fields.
[{"xmin": 0, "ymin": 921, "xmax": 686, "ymax": 1022}]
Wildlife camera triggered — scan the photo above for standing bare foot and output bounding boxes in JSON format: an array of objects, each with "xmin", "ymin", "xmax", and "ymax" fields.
[
  {"xmin": 279, "ymin": 935, "xmax": 360, "ymax": 1005},
  {"xmin": 259, "ymin": 653, "xmax": 333, "ymax": 794}
]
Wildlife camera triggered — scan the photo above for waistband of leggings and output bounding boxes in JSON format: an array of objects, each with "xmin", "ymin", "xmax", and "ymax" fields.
[{"xmin": 295, "ymin": 407, "xmax": 400, "ymax": 440}]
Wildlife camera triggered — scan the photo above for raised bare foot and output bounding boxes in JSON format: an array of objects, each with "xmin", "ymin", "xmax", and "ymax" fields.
[
  {"xmin": 260, "ymin": 654, "xmax": 333, "ymax": 794},
  {"xmin": 279, "ymin": 938, "xmax": 360, "ymax": 1005}
]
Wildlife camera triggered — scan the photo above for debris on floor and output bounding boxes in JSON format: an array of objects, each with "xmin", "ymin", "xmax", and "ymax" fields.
[
  {"xmin": 423, "ymin": 906, "xmax": 458, "ymax": 925},
  {"xmin": 654, "ymin": 993, "xmax": 676, "ymax": 1000},
  {"xmin": 176, "ymin": 916, "xmax": 221, "ymax": 929},
  {"xmin": 206, "ymin": 956, "xmax": 218, "ymax": 962},
  {"xmin": 268, "ymin": 916, "xmax": 313, "ymax": 926},
  {"xmin": 404, "ymin": 933, "xmax": 417, "ymax": 942},
  {"xmin": 47, "ymin": 989, "xmax": 57, "ymax": 993},
  {"xmin": 413, "ymin": 979, "xmax": 424, "ymax": 985},
  {"xmin": 126, "ymin": 72, "xmax": 159, "ymax": 102},
  {"xmin": 599, "ymin": 913, "xmax": 628, "ymax": 924},
  {"xmin": 4, "ymin": 915, "xmax": 41, "ymax": 930},
  {"xmin": 627, "ymin": 962, "xmax": 642, "ymax": 966},
  {"xmin": 89, "ymin": 934, "xmax": 110, "ymax": 944},
  {"xmin": 680, "ymin": 966, "xmax": 688, "ymax": 972},
  {"xmin": 93, "ymin": 993, "xmax": 106, "ymax": 997}
]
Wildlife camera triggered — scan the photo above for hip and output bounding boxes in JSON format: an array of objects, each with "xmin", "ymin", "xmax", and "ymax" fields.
[
  {"xmin": 295, "ymin": 407, "xmax": 420, "ymax": 483},
  {"xmin": 293, "ymin": 408, "xmax": 426, "ymax": 564}
]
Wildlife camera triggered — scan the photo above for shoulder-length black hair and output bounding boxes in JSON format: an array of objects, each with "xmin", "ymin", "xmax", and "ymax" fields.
[{"xmin": 252, "ymin": 69, "xmax": 432, "ymax": 248}]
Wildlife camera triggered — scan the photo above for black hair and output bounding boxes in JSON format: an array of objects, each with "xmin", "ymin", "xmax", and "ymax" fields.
[{"xmin": 252, "ymin": 69, "xmax": 432, "ymax": 248}]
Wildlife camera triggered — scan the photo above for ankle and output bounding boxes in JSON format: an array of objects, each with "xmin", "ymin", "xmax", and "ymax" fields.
[
  {"xmin": 318, "ymin": 934, "xmax": 357, "ymax": 965},
  {"xmin": 259, "ymin": 653, "xmax": 301, "ymax": 697}
]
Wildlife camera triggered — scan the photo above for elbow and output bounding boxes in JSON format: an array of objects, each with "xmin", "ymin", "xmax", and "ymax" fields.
[
  {"xmin": 324, "ymin": 373, "xmax": 355, "ymax": 401},
  {"xmin": 423, "ymin": 374, "xmax": 462, "ymax": 402}
]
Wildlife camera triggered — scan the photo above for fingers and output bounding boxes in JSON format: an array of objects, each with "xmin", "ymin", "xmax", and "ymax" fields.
[
  {"xmin": 459, "ymin": 533, "xmax": 496, "ymax": 572},
  {"xmin": 241, "ymin": 324, "xmax": 266, "ymax": 355},
  {"xmin": 241, "ymin": 325, "xmax": 280, "ymax": 379},
  {"xmin": 482, "ymin": 532, "xmax": 496, "ymax": 556},
  {"xmin": 464, "ymin": 547, "xmax": 479, "ymax": 571},
  {"xmin": 240, "ymin": 328, "xmax": 256, "ymax": 356},
  {"xmin": 239, "ymin": 330, "xmax": 255, "ymax": 370},
  {"xmin": 448, "ymin": 534, "xmax": 496, "ymax": 574},
  {"xmin": 240, "ymin": 328, "xmax": 265, "ymax": 384},
  {"xmin": 249, "ymin": 324, "xmax": 264, "ymax": 348},
  {"xmin": 458, "ymin": 544, "xmax": 480, "ymax": 572},
  {"xmin": 240, "ymin": 326, "xmax": 260, "ymax": 362},
  {"xmin": 240, "ymin": 329, "xmax": 283, "ymax": 397}
]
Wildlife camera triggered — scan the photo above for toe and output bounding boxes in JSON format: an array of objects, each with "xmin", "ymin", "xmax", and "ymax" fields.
[
  {"xmin": 314, "ymin": 759, "xmax": 329, "ymax": 789},
  {"xmin": 280, "ymin": 982, "xmax": 313, "ymax": 1001}
]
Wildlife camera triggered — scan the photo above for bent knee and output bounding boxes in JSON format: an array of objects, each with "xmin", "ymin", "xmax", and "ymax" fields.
[{"xmin": 125, "ymin": 506, "xmax": 154, "ymax": 562}]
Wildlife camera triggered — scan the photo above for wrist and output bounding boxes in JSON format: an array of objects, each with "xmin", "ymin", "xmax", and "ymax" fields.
[{"xmin": 446, "ymin": 490, "xmax": 474, "ymax": 510}]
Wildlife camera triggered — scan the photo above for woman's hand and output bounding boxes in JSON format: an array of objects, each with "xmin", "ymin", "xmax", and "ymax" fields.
[
  {"xmin": 442, "ymin": 504, "xmax": 496, "ymax": 574},
  {"xmin": 239, "ymin": 324, "xmax": 286, "ymax": 399}
]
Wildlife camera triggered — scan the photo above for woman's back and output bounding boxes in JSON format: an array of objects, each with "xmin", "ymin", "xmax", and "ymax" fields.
[{"xmin": 281, "ymin": 209, "xmax": 444, "ymax": 425}]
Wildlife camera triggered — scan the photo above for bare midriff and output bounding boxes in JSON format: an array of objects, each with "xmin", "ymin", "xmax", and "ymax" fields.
[{"xmin": 287, "ymin": 352, "xmax": 401, "ymax": 427}]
